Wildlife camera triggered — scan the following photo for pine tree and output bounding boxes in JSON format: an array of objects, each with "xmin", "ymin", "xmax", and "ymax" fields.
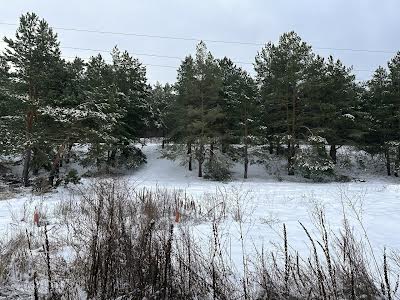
[
  {"xmin": 111, "ymin": 47, "xmax": 150, "ymax": 142},
  {"xmin": 172, "ymin": 55, "xmax": 197, "ymax": 171},
  {"xmin": 3, "ymin": 12, "xmax": 63, "ymax": 186},
  {"xmin": 219, "ymin": 57, "xmax": 258, "ymax": 178},
  {"xmin": 171, "ymin": 42, "xmax": 223, "ymax": 177},
  {"xmin": 255, "ymin": 32, "xmax": 313, "ymax": 175},
  {"xmin": 79, "ymin": 54, "xmax": 122, "ymax": 170},
  {"xmin": 304, "ymin": 56, "xmax": 357, "ymax": 163},
  {"xmin": 190, "ymin": 42, "xmax": 223, "ymax": 177},
  {"xmin": 363, "ymin": 67, "xmax": 393, "ymax": 175},
  {"xmin": 0, "ymin": 55, "xmax": 25, "ymax": 158},
  {"xmin": 388, "ymin": 52, "xmax": 400, "ymax": 176},
  {"xmin": 150, "ymin": 82, "xmax": 175, "ymax": 148}
]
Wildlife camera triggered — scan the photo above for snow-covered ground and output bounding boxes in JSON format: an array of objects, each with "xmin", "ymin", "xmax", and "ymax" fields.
[{"xmin": 1, "ymin": 143, "xmax": 399, "ymax": 266}]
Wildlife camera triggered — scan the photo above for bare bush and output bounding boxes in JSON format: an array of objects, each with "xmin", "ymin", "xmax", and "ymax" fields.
[{"xmin": 1, "ymin": 180, "xmax": 399, "ymax": 299}]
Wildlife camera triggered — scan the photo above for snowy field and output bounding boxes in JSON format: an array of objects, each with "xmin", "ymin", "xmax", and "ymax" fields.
[{"xmin": 1, "ymin": 143, "xmax": 400, "ymax": 267}]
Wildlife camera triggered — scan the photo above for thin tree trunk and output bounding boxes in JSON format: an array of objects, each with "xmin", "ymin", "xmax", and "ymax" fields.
[
  {"xmin": 329, "ymin": 144, "xmax": 337, "ymax": 164},
  {"xmin": 385, "ymin": 147, "xmax": 391, "ymax": 176},
  {"xmin": 49, "ymin": 144, "xmax": 65, "ymax": 186},
  {"xmin": 209, "ymin": 142, "xmax": 214, "ymax": 167},
  {"xmin": 244, "ymin": 104, "xmax": 249, "ymax": 179},
  {"xmin": 244, "ymin": 143, "xmax": 248, "ymax": 179},
  {"xmin": 198, "ymin": 144, "xmax": 204, "ymax": 177},
  {"xmin": 65, "ymin": 143, "xmax": 73, "ymax": 164},
  {"xmin": 221, "ymin": 141, "xmax": 227, "ymax": 154},
  {"xmin": 22, "ymin": 109, "xmax": 35, "ymax": 187},
  {"xmin": 32, "ymin": 148, "xmax": 39, "ymax": 176},
  {"xmin": 187, "ymin": 143, "xmax": 192, "ymax": 171},
  {"xmin": 276, "ymin": 142, "xmax": 282, "ymax": 155},
  {"xmin": 288, "ymin": 90, "xmax": 296, "ymax": 176},
  {"xmin": 287, "ymin": 142, "xmax": 295, "ymax": 176},
  {"xmin": 269, "ymin": 140, "xmax": 274, "ymax": 154},
  {"xmin": 395, "ymin": 146, "xmax": 400, "ymax": 177},
  {"xmin": 199, "ymin": 90, "xmax": 205, "ymax": 178},
  {"xmin": 108, "ymin": 148, "xmax": 117, "ymax": 167},
  {"xmin": 162, "ymin": 128, "xmax": 166, "ymax": 149},
  {"xmin": 22, "ymin": 148, "xmax": 31, "ymax": 187},
  {"xmin": 198, "ymin": 160, "xmax": 202, "ymax": 177}
]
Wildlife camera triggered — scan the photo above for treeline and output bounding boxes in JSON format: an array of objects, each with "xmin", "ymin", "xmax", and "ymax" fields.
[
  {"xmin": 157, "ymin": 35, "xmax": 400, "ymax": 180},
  {"xmin": 0, "ymin": 13, "xmax": 151, "ymax": 186},
  {"xmin": 1, "ymin": 13, "xmax": 400, "ymax": 185}
]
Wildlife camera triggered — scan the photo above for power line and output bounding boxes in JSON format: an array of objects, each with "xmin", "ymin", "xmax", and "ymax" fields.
[
  {"xmin": 0, "ymin": 40, "xmax": 253, "ymax": 66},
  {"xmin": 61, "ymin": 45, "xmax": 254, "ymax": 66},
  {"xmin": 0, "ymin": 40, "xmax": 377, "ymax": 73},
  {"xmin": 61, "ymin": 55, "xmax": 178, "ymax": 69},
  {"xmin": 0, "ymin": 21, "xmax": 398, "ymax": 54}
]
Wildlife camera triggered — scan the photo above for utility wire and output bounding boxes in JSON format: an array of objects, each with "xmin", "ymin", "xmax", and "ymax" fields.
[
  {"xmin": 0, "ymin": 41, "xmax": 375, "ymax": 73},
  {"xmin": 0, "ymin": 21, "xmax": 398, "ymax": 54},
  {"xmin": 61, "ymin": 55, "xmax": 178, "ymax": 69}
]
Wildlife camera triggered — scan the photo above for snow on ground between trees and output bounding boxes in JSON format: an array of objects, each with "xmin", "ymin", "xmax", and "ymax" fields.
[{"xmin": 1, "ymin": 143, "xmax": 399, "ymax": 270}]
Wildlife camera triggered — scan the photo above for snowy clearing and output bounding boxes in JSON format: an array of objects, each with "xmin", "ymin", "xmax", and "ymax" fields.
[{"xmin": 1, "ymin": 143, "xmax": 399, "ymax": 264}]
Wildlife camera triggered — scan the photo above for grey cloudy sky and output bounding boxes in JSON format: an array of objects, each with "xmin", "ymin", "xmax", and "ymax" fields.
[{"xmin": 1, "ymin": 0, "xmax": 399, "ymax": 84}]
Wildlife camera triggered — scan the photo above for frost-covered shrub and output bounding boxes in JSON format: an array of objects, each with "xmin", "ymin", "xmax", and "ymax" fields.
[
  {"xmin": 63, "ymin": 169, "xmax": 81, "ymax": 185},
  {"xmin": 295, "ymin": 136, "xmax": 334, "ymax": 181},
  {"xmin": 81, "ymin": 144, "xmax": 146, "ymax": 172},
  {"xmin": 115, "ymin": 145, "xmax": 147, "ymax": 169},
  {"xmin": 204, "ymin": 153, "xmax": 232, "ymax": 181}
]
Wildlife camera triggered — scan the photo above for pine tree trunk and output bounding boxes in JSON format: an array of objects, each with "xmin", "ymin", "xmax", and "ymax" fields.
[
  {"xmin": 162, "ymin": 128, "xmax": 166, "ymax": 149},
  {"xmin": 49, "ymin": 144, "xmax": 65, "ymax": 186},
  {"xmin": 187, "ymin": 143, "xmax": 192, "ymax": 171},
  {"xmin": 32, "ymin": 149, "xmax": 39, "ymax": 176},
  {"xmin": 221, "ymin": 141, "xmax": 227, "ymax": 154},
  {"xmin": 329, "ymin": 144, "xmax": 337, "ymax": 164},
  {"xmin": 244, "ymin": 115, "xmax": 249, "ymax": 179},
  {"xmin": 395, "ymin": 146, "xmax": 400, "ymax": 177},
  {"xmin": 109, "ymin": 149, "xmax": 117, "ymax": 167},
  {"xmin": 198, "ymin": 160, "xmax": 202, "ymax": 177},
  {"xmin": 287, "ymin": 142, "xmax": 295, "ymax": 176},
  {"xmin": 276, "ymin": 142, "xmax": 282, "ymax": 155},
  {"xmin": 288, "ymin": 91, "xmax": 296, "ymax": 176},
  {"xmin": 210, "ymin": 143, "xmax": 214, "ymax": 162},
  {"xmin": 244, "ymin": 143, "xmax": 248, "ymax": 179},
  {"xmin": 269, "ymin": 140, "xmax": 274, "ymax": 154},
  {"xmin": 65, "ymin": 143, "xmax": 73, "ymax": 164},
  {"xmin": 22, "ymin": 148, "xmax": 31, "ymax": 187},
  {"xmin": 385, "ymin": 147, "xmax": 391, "ymax": 176},
  {"xmin": 198, "ymin": 144, "xmax": 204, "ymax": 177},
  {"xmin": 22, "ymin": 109, "xmax": 35, "ymax": 187}
]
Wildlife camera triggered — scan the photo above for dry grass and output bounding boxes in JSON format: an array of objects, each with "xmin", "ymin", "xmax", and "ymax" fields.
[{"xmin": 0, "ymin": 179, "xmax": 399, "ymax": 299}]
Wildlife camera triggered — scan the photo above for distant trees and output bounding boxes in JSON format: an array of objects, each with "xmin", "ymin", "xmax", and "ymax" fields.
[
  {"xmin": 171, "ymin": 42, "xmax": 224, "ymax": 177},
  {"xmin": 0, "ymin": 13, "xmax": 151, "ymax": 186},
  {"xmin": 304, "ymin": 56, "xmax": 357, "ymax": 164},
  {"xmin": 218, "ymin": 57, "xmax": 258, "ymax": 178},
  {"xmin": 149, "ymin": 82, "xmax": 175, "ymax": 148},
  {"xmin": 2, "ymin": 12, "xmax": 64, "ymax": 186},
  {"xmin": 255, "ymin": 32, "xmax": 313, "ymax": 175},
  {"xmin": 362, "ymin": 52, "xmax": 400, "ymax": 176},
  {"xmin": 169, "ymin": 44, "xmax": 259, "ymax": 179},
  {"xmin": 2, "ymin": 12, "xmax": 400, "ymax": 183}
]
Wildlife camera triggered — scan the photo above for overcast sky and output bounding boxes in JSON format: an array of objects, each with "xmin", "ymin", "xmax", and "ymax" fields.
[{"xmin": 1, "ymin": 0, "xmax": 399, "ymax": 84}]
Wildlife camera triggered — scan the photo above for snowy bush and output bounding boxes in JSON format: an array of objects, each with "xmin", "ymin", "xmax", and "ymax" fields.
[
  {"xmin": 1, "ymin": 181, "xmax": 399, "ymax": 299},
  {"xmin": 115, "ymin": 145, "xmax": 147, "ymax": 169},
  {"xmin": 204, "ymin": 152, "xmax": 232, "ymax": 181},
  {"xmin": 81, "ymin": 144, "xmax": 146, "ymax": 173},
  {"xmin": 63, "ymin": 169, "xmax": 81, "ymax": 185},
  {"xmin": 295, "ymin": 136, "xmax": 334, "ymax": 181}
]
